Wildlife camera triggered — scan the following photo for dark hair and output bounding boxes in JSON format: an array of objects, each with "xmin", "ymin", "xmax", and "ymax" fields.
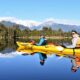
[
  {"xmin": 71, "ymin": 66, "xmax": 77, "ymax": 72},
  {"xmin": 40, "ymin": 34, "xmax": 45, "ymax": 38},
  {"xmin": 71, "ymin": 30, "xmax": 77, "ymax": 34},
  {"xmin": 71, "ymin": 68, "xmax": 77, "ymax": 72}
]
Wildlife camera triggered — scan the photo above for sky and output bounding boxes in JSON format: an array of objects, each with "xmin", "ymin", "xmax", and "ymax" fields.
[{"xmin": 0, "ymin": 0, "xmax": 80, "ymax": 21}]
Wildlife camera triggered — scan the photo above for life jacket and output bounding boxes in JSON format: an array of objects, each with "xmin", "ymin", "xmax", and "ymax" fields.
[
  {"xmin": 76, "ymin": 37, "xmax": 80, "ymax": 47},
  {"xmin": 75, "ymin": 57, "xmax": 80, "ymax": 67},
  {"xmin": 41, "ymin": 38, "xmax": 47, "ymax": 45}
]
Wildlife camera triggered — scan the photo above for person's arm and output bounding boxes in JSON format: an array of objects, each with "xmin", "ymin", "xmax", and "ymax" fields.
[{"xmin": 66, "ymin": 38, "xmax": 77, "ymax": 48}]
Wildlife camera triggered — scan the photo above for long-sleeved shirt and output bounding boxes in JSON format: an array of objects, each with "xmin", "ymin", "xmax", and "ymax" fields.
[
  {"xmin": 36, "ymin": 38, "xmax": 46, "ymax": 46},
  {"xmin": 66, "ymin": 34, "xmax": 79, "ymax": 48}
]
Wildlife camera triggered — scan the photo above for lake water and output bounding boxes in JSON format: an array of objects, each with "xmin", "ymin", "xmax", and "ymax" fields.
[{"xmin": 0, "ymin": 40, "xmax": 80, "ymax": 80}]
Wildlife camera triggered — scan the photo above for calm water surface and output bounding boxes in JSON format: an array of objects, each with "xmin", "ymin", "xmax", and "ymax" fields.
[{"xmin": 0, "ymin": 40, "xmax": 80, "ymax": 80}]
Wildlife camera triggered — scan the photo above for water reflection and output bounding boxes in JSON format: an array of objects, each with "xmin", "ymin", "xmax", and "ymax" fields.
[
  {"xmin": 0, "ymin": 39, "xmax": 19, "ymax": 58},
  {"xmin": 0, "ymin": 48, "xmax": 22, "ymax": 58},
  {"xmin": 0, "ymin": 39, "xmax": 17, "ymax": 52},
  {"xmin": 0, "ymin": 40, "xmax": 80, "ymax": 72},
  {"xmin": 70, "ymin": 57, "xmax": 80, "ymax": 72},
  {"xmin": 16, "ymin": 45, "xmax": 80, "ymax": 72},
  {"xmin": 19, "ymin": 51, "xmax": 47, "ymax": 66}
]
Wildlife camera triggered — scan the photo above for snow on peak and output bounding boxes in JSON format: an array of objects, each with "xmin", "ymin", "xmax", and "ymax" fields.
[
  {"xmin": 44, "ymin": 18, "xmax": 80, "ymax": 25},
  {"xmin": 0, "ymin": 17, "xmax": 40, "ymax": 28},
  {"xmin": 0, "ymin": 17, "xmax": 80, "ymax": 28}
]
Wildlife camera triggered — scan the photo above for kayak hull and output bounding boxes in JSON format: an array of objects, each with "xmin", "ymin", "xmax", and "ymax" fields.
[{"xmin": 16, "ymin": 41, "xmax": 80, "ymax": 57}]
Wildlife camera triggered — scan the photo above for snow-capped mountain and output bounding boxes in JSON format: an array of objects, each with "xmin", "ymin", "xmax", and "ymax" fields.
[
  {"xmin": 0, "ymin": 17, "xmax": 80, "ymax": 32},
  {"xmin": 0, "ymin": 17, "xmax": 40, "ymax": 27},
  {"xmin": 37, "ymin": 19, "xmax": 80, "ymax": 32}
]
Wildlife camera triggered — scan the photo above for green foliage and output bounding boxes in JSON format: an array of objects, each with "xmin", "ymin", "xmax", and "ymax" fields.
[{"xmin": 0, "ymin": 24, "xmax": 71, "ymax": 40}]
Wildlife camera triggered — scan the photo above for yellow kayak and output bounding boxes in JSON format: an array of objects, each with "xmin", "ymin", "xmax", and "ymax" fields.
[{"xmin": 16, "ymin": 41, "xmax": 80, "ymax": 57}]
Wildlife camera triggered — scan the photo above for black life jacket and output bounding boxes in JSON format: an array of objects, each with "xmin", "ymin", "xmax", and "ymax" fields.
[{"xmin": 41, "ymin": 38, "xmax": 47, "ymax": 45}]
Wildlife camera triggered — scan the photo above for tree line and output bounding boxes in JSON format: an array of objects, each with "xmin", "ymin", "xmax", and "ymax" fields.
[{"xmin": 0, "ymin": 23, "xmax": 71, "ymax": 40}]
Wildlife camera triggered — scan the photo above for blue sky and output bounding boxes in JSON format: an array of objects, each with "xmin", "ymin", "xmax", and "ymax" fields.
[{"xmin": 0, "ymin": 0, "xmax": 80, "ymax": 21}]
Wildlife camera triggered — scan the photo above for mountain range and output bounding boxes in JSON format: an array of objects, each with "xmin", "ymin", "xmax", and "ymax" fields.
[{"xmin": 0, "ymin": 17, "xmax": 80, "ymax": 32}]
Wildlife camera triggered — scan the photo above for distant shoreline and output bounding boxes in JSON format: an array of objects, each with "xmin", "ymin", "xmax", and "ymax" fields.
[{"xmin": 16, "ymin": 36, "xmax": 71, "ymax": 39}]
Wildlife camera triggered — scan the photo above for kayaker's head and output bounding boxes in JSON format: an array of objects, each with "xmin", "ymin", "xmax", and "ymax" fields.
[
  {"xmin": 71, "ymin": 30, "xmax": 77, "ymax": 35},
  {"xmin": 40, "ymin": 60, "xmax": 45, "ymax": 66},
  {"xmin": 71, "ymin": 66, "xmax": 77, "ymax": 72},
  {"xmin": 40, "ymin": 34, "xmax": 45, "ymax": 38},
  {"xmin": 71, "ymin": 30, "xmax": 79, "ymax": 38}
]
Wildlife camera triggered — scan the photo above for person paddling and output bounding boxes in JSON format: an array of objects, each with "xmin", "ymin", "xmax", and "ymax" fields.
[
  {"xmin": 36, "ymin": 34, "xmax": 47, "ymax": 65},
  {"xmin": 36, "ymin": 34, "xmax": 47, "ymax": 46},
  {"xmin": 62, "ymin": 30, "xmax": 80, "ymax": 48},
  {"xmin": 67, "ymin": 30, "xmax": 80, "ymax": 48},
  {"xmin": 65, "ymin": 30, "xmax": 80, "ymax": 72}
]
